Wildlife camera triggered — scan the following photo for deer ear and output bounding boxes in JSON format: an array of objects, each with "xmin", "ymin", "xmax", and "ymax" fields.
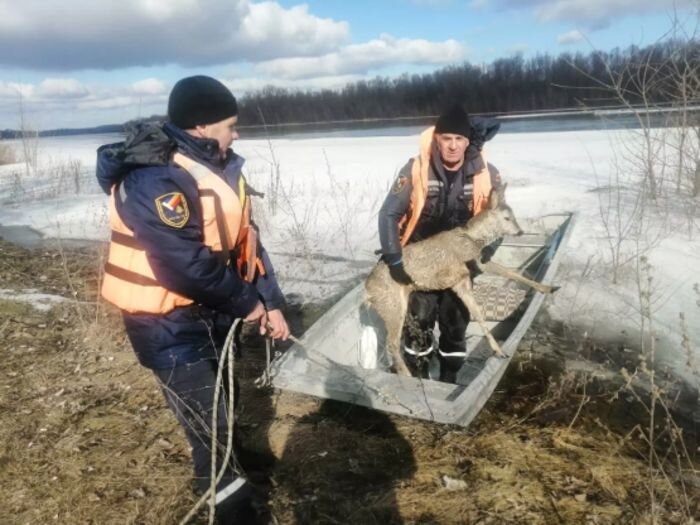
[
  {"xmin": 488, "ymin": 187, "xmax": 500, "ymax": 209},
  {"xmin": 498, "ymin": 182, "xmax": 508, "ymax": 202}
]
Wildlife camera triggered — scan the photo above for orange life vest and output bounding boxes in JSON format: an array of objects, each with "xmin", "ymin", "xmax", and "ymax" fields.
[
  {"xmin": 399, "ymin": 126, "xmax": 492, "ymax": 246},
  {"xmin": 101, "ymin": 152, "xmax": 264, "ymax": 314}
]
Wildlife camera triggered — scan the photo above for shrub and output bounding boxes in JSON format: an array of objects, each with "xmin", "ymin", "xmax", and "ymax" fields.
[{"xmin": 0, "ymin": 142, "xmax": 16, "ymax": 165}]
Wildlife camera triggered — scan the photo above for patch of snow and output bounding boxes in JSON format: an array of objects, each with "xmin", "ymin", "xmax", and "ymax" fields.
[{"xmin": 0, "ymin": 288, "xmax": 70, "ymax": 311}]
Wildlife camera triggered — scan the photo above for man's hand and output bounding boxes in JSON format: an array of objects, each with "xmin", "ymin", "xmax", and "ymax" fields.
[
  {"xmin": 388, "ymin": 260, "xmax": 413, "ymax": 285},
  {"xmin": 381, "ymin": 252, "xmax": 412, "ymax": 285},
  {"xmin": 480, "ymin": 244, "xmax": 497, "ymax": 263},
  {"xmin": 244, "ymin": 301, "xmax": 268, "ymax": 335},
  {"xmin": 266, "ymin": 309, "xmax": 290, "ymax": 340}
]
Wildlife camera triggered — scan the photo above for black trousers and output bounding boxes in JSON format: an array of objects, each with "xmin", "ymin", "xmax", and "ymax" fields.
[
  {"xmin": 154, "ymin": 357, "xmax": 242, "ymax": 494},
  {"xmin": 403, "ymin": 289, "xmax": 470, "ymax": 382}
]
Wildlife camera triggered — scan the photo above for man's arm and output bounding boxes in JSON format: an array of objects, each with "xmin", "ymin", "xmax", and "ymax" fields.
[
  {"xmin": 253, "ymin": 244, "xmax": 285, "ymax": 310},
  {"xmin": 378, "ymin": 160, "xmax": 413, "ymax": 257},
  {"xmin": 377, "ymin": 161, "xmax": 415, "ymax": 284}
]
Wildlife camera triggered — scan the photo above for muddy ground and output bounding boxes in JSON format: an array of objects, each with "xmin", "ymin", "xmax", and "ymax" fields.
[{"xmin": 1, "ymin": 239, "xmax": 698, "ymax": 524}]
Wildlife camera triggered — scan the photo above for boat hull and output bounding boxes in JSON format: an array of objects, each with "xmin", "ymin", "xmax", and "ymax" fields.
[{"xmin": 271, "ymin": 213, "xmax": 576, "ymax": 426}]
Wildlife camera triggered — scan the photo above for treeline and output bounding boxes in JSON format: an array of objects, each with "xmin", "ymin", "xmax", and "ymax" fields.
[
  {"xmin": 2, "ymin": 40, "xmax": 693, "ymax": 138},
  {"xmin": 237, "ymin": 40, "xmax": 696, "ymax": 126},
  {"xmin": 1, "ymin": 125, "xmax": 122, "ymax": 139}
]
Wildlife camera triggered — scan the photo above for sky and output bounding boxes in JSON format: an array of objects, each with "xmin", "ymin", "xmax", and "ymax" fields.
[{"xmin": 0, "ymin": 0, "xmax": 694, "ymax": 130}]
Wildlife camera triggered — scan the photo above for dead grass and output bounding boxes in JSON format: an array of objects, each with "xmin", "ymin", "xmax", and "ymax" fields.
[
  {"xmin": 1, "ymin": 239, "xmax": 698, "ymax": 524},
  {"xmin": 0, "ymin": 142, "xmax": 15, "ymax": 165}
]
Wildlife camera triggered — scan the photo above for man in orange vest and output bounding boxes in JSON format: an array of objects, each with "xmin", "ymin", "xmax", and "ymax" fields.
[
  {"xmin": 97, "ymin": 76, "xmax": 287, "ymax": 523},
  {"xmin": 377, "ymin": 105, "xmax": 501, "ymax": 382}
]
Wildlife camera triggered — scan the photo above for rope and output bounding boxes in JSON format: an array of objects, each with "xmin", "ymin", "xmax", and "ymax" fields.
[
  {"xmin": 178, "ymin": 318, "xmax": 241, "ymax": 525},
  {"xmin": 254, "ymin": 335, "xmax": 273, "ymax": 388}
]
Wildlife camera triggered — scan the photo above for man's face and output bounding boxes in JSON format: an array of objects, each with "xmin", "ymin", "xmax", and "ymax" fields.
[
  {"xmin": 197, "ymin": 115, "xmax": 239, "ymax": 157},
  {"xmin": 436, "ymin": 133, "xmax": 469, "ymax": 169}
]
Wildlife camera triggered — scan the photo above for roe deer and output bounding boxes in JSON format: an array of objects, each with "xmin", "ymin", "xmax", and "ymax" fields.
[{"xmin": 365, "ymin": 183, "xmax": 557, "ymax": 377}]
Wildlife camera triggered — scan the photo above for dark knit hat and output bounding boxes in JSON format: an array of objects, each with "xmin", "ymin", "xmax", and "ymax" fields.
[
  {"xmin": 434, "ymin": 104, "xmax": 472, "ymax": 138},
  {"xmin": 167, "ymin": 75, "xmax": 238, "ymax": 129}
]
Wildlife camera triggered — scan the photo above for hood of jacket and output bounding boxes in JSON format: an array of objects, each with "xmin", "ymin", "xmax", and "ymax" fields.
[{"xmin": 96, "ymin": 121, "xmax": 242, "ymax": 195}]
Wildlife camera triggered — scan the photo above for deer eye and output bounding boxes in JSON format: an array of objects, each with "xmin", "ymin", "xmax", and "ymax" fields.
[{"xmin": 504, "ymin": 217, "xmax": 511, "ymax": 221}]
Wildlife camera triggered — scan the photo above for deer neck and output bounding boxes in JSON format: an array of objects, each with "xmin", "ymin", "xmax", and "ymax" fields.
[{"xmin": 462, "ymin": 212, "xmax": 500, "ymax": 246}]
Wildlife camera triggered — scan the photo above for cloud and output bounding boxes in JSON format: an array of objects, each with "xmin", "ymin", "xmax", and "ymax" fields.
[
  {"xmin": 0, "ymin": 82, "xmax": 33, "ymax": 100},
  {"xmin": 0, "ymin": 75, "xmax": 171, "ymax": 122},
  {"xmin": 224, "ymin": 74, "xmax": 367, "ymax": 95},
  {"xmin": 0, "ymin": 0, "xmax": 349, "ymax": 70},
  {"xmin": 36, "ymin": 78, "xmax": 89, "ymax": 99},
  {"xmin": 254, "ymin": 34, "xmax": 466, "ymax": 80},
  {"xmin": 492, "ymin": 0, "xmax": 691, "ymax": 29},
  {"xmin": 557, "ymin": 30, "xmax": 585, "ymax": 45},
  {"xmin": 130, "ymin": 78, "xmax": 168, "ymax": 96}
]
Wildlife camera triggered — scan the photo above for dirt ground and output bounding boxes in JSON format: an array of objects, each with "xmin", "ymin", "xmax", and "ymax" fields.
[{"xmin": 1, "ymin": 239, "xmax": 698, "ymax": 524}]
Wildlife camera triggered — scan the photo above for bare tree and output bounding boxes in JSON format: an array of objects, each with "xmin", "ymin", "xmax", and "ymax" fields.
[{"xmin": 17, "ymin": 90, "xmax": 39, "ymax": 178}]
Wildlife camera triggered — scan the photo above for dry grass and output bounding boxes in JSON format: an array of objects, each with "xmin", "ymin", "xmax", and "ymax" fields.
[
  {"xmin": 1, "ymin": 239, "xmax": 698, "ymax": 524},
  {"xmin": 0, "ymin": 142, "xmax": 16, "ymax": 165}
]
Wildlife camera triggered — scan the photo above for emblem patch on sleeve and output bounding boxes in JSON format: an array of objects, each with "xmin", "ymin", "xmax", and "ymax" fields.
[
  {"xmin": 392, "ymin": 175, "xmax": 408, "ymax": 194},
  {"xmin": 155, "ymin": 192, "xmax": 190, "ymax": 228}
]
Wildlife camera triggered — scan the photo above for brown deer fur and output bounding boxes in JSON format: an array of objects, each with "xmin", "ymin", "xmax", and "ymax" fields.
[{"xmin": 365, "ymin": 184, "xmax": 557, "ymax": 376}]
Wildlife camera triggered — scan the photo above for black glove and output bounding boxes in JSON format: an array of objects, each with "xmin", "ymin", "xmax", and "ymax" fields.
[
  {"xmin": 382, "ymin": 253, "xmax": 413, "ymax": 285},
  {"xmin": 469, "ymin": 116, "xmax": 501, "ymax": 151},
  {"xmin": 480, "ymin": 244, "xmax": 497, "ymax": 264}
]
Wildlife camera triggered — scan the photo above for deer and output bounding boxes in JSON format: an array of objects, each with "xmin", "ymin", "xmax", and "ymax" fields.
[{"xmin": 364, "ymin": 183, "xmax": 558, "ymax": 377}]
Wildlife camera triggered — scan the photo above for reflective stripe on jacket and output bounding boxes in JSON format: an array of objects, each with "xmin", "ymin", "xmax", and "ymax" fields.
[
  {"xmin": 102, "ymin": 152, "xmax": 263, "ymax": 314},
  {"xmin": 398, "ymin": 126, "xmax": 492, "ymax": 246}
]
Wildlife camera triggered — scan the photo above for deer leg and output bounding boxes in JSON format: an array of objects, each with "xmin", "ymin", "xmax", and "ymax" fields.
[
  {"xmin": 374, "ymin": 285, "xmax": 412, "ymax": 376},
  {"xmin": 478, "ymin": 260, "xmax": 558, "ymax": 294},
  {"xmin": 451, "ymin": 279, "xmax": 507, "ymax": 358}
]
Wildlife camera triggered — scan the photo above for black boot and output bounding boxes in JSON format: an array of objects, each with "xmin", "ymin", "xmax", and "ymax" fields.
[{"xmin": 215, "ymin": 478, "xmax": 270, "ymax": 524}]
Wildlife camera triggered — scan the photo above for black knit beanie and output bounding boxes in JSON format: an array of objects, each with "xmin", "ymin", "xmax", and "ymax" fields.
[
  {"xmin": 434, "ymin": 104, "xmax": 472, "ymax": 137},
  {"xmin": 167, "ymin": 75, "xmax": 238, "ymax": 129}
]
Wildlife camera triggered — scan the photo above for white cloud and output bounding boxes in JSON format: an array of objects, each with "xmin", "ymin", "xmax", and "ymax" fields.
[
  {"xmin": 224, "ymin": 74, "xmax": 366, "ymax": 95},
  {"xmin": 557, "ymin": 30, "xmax": 585, "ymax": 45},
  {"xmin": 130, "ymin": 78, "xmax": 168, "ymax": 96},
  {"xmin": 0, "ymin": 76, "xmax": 170, "ymax": 126},
  {"xmin": 0, "ymin": 82, "xmax": 33, "ymax": 100},
  {"xmin": 495, "ymin": 0, "xmax": 691, "ymax": 29},
  {"xmin": 0, "ymin": 0, "xmax": 349, "ymax": 70},
  {"xmin": 77, "ymin": 96, "xmax": 144, "ymax": 111},
  {"xmin": 36, "ymin": 78, "xmax": 89, "ymax": 99},
  {"xmin": 255, "ymin": 35, "xmax": 466, "ymax": 80}
]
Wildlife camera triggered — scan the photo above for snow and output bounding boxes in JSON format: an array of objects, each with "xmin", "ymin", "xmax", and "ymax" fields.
[
  {"xmin": 0, "ymin": 288, "xmax": 70, "ymax": 311},
  {"xmin": 0, "ymin": 125, "xmax": 698, "ymax": 385}
]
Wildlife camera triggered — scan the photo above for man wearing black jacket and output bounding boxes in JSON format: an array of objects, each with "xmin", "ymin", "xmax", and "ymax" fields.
[{"xmin": 377, "ymin": 105, "xmax": 501, "ymax": 382}]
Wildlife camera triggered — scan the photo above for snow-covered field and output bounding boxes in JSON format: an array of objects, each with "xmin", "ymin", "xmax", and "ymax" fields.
[{"xmin": 0, "ymin": 126, "xmax": 698, "ymax": 385}]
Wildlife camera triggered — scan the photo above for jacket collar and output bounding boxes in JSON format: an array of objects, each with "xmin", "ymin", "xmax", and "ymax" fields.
[{"xmin": 163, "ymin": 122, "xmax": 244, "ymax": 175}]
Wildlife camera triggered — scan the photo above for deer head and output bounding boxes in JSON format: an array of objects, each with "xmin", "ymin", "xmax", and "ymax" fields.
[{"xmin": 487, "ymin": 183, "xmax": 524, "ymax": 237}]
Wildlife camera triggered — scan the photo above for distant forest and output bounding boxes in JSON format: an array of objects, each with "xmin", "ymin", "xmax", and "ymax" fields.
[
  {"xmin": 239, "ymin": 40, "xmax": 691, "ymax": 127},
  {"xmin": 0, "ymin": 40, "xmax": 692, "ymax": 139}
]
